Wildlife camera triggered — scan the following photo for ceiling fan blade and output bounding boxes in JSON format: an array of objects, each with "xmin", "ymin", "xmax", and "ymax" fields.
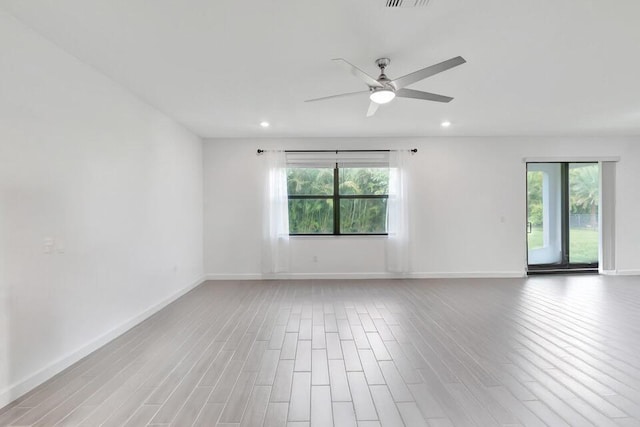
[
  {"xmin": 333, "ymin": 58, "xmax": 384, "ymax": 88},
  {"xmin": 305, "ymin": 90, "xmax": 369, "ymax": 103},
  {"xmin": 396, "ymin": 88, "xmax": 454, "ymax": 103},
  {"xmin": 392, "ymin": 56, "xmax": 466, "ymax": 89},
  {"xmin": 366, "ymin": 101, "xmax": 379, "ymax": 117}
]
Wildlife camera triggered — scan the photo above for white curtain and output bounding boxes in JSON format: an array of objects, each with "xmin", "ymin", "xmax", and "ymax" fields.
[
  {"xmin": 262, "ymin": 150, "xmax": 290, "ymax": 274},
  {"xmin": 386, "ymin": 150, "xmax": 411, "ymax": 273}
]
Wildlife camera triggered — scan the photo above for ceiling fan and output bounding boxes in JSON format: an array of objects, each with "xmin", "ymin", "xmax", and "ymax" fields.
[{"xmin": 305, "ymin": 56, "xmax": 466, "ymax": 117}]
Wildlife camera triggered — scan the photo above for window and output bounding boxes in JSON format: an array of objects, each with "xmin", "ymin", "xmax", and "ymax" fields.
[{"xmin": 287, "ymin": 165, "xmax": 389, "ymax": 235}]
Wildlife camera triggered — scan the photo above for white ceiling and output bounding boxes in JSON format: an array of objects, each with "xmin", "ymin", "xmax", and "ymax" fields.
[{"xmin": 2, "ymin": 0, "xmax": 640, "ymax": 138}]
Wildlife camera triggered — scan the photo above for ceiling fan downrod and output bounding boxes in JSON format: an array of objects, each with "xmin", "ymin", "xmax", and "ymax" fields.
[{"xmin": 375, "ymin": 58, "xmax": 391, "ymax": 80}]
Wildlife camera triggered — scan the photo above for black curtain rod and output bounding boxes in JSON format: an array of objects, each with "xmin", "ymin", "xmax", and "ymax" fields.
[{"xmin": 257, "ymin": 148, "xmax": 417, "ymax": 154}]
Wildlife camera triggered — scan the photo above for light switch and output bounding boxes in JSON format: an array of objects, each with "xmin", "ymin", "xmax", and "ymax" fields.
[{"xmin": 44, "ymin": 237, "xmax": 54, "ymax": 254}]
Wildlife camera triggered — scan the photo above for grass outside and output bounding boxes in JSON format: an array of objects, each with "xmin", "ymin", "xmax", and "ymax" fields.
[{"xmin": 528, "ymin": 227, "xmax": 599, "ymax": 264}]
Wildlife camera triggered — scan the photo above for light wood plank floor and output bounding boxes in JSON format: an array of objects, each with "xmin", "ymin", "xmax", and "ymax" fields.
[{"xmin": 2, "ymin": 275, "xmax": 640, "ymax": 426}]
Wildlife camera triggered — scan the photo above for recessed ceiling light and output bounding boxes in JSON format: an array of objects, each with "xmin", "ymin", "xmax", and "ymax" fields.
[
  {"xmin": 441, "ymin": 121, "xmax": 451, "ymax": 128},
  {"xmin": 260, "ymin": 121, "xmax": 270, "ymax": 128}
]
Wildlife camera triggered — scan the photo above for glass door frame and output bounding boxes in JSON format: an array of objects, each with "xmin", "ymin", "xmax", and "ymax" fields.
[{"xmin": 527, "ymin": 161, "xmax": 599, "ymax": 273}]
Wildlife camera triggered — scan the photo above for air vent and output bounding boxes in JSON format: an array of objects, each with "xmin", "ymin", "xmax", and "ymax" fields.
[{"xmin": 385, "ymin": 0, "xmax": 431, "ymax": 7}]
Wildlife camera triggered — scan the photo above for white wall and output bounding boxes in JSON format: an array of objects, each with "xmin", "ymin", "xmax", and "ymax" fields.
[
  {"xmin": 204, "ymin": 137, "xmax": 640, "ymax": 279},
  {"xmin": 0, "ymin": 10, "xmax": 204, "ymax": 406}
]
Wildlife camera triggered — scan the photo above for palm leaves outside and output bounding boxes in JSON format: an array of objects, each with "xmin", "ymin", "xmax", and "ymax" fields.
[{"xmin": 570, "ymin": 164, "xmax": 599, "ymax": 227}]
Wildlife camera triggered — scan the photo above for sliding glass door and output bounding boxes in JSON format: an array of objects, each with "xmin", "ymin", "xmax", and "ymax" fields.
[
  {"xmin": 527, "ymin": 163, "xmax": 563, "ymax": 265},
  {"xmin": 568, "ymin": 163, "xmax": 600, "ymax": 265},
  {"xmin": 527, "ymin": 162, "xmax": 599, "ymax": 272}
]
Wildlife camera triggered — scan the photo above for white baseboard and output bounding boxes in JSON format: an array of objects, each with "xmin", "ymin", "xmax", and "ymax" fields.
[
  {"xmin": 0, "ymin": 276, "xmax": 205, "ymax": 409},
  {"xmin": 611, "ymin": 270, "xmax": 640, "ymax": 276},
  {"xmin": 276, "ymin": 272, "xmax": 399, "ymax": 280},
  {"xmin": 408, "ymin": 271, "xmax": 526, "ymax": 279},
  {"xmin": 206, "ymin": 272, "xmax": 400, "ymax": 280},
  {"xmin": 205, "ymin": 273, "xmax": 263, "ymax": 281},
  {"xmin": 205, "ymin": 271, "xmax": 526, "ymax": 281}
]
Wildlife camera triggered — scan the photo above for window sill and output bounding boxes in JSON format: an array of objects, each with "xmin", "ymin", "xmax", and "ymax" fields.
[{"xmin": 289, "ymin": 234, "xmax": 388, "ymax": 239}]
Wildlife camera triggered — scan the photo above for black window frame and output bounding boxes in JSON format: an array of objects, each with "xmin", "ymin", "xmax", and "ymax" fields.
[{"xmin": 288, "ymin": 163, "xmax": 389, "ymax": 236}]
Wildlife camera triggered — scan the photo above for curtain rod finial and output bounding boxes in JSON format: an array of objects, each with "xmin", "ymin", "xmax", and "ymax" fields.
[
  {"xmin": 257, "ymin": 149, "xmax": 264, "ymax": 155},
  {"xmin": 411, "ymin": 148, "xmax": 418, "ymax": 154}
]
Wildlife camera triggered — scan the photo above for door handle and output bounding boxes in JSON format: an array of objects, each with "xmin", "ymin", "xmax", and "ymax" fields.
[{"xmin": 527, "ymin": 222, "xmax": 532, "ymax": 233}]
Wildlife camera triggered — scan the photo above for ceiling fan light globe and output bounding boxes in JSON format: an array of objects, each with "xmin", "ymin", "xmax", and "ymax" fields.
[{"xmin": 370, "ymin": 89, "xmax": 395, "ymax": 104}]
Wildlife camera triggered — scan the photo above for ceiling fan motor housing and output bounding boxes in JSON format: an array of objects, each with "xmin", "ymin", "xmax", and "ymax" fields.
[
  {"xmin": 376, "ymin": 58, "xmax": 391, "ymax": 69},
  {"xmin": 374, "ymin": 58, "xmax": 395, "ymax": 90},
  {"xmin": 370, "ymin": 58, "xmax": 397, "ymax": 104}
]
